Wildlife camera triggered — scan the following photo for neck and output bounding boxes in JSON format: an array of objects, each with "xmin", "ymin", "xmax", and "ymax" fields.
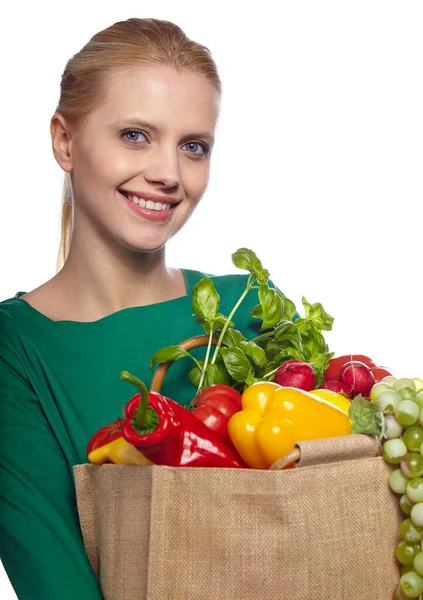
[{"xmin": 54, "ymin": 227, "xmax": 186, "ymax": 319}]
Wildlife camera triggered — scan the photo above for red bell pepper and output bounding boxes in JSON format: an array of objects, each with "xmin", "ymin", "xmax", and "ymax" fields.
[
  {"xmin": 120, "ymin": 371, "xmax": 246, "ymax": 468},
  {"xmin": 370, "ymin": 366, "xmax": 394, "ymax": 383},
  {"xmin": 191, "ymin": 384, "xmax": 242, "ymax": 442}
]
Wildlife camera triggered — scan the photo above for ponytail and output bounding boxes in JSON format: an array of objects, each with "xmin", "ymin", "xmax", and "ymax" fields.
[{"xmin": 56, "ymin": 173, "xmax": 73, "ymax": 273}]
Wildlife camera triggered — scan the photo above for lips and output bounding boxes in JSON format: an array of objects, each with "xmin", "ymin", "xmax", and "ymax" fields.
[
  {"xmin": 118, "ymin": 189, "xmax": 181, "ymax": 206},
  {"xmin": 119, "ymin": 190, "xmax": 177, "ymax": 223}
]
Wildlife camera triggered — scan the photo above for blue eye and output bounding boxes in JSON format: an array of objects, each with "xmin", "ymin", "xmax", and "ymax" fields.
[
  {"xmin": 122, "ymin": 130, "xmax": 146, "ymax": 143},
  {"xmin": 184, "ymin": 142, "xmax": 209, "ymax": 158},
  {"xmin": 121, "ymin": 129, "xmax": 209, "ymax": 158}
]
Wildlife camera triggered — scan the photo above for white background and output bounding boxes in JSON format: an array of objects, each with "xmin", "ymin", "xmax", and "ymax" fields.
[{"xmin": 1, "ymin": 1, "xmax": 422, "ymax": 597}]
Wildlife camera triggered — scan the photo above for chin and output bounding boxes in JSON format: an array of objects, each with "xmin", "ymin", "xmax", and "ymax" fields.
[{"xmin": 122, "ymin": 235, "xmax": 169, "ymax": 255}]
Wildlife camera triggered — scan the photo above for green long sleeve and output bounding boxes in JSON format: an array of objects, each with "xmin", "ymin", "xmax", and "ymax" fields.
[{"xmin": 0, "ymin": 319, "xmax": 103, "ymax": 599}]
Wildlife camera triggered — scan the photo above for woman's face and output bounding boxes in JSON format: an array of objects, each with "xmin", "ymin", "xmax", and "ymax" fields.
[{"xmin": 63, "ymin": 65, "xmax": 220, "ymax": 253}]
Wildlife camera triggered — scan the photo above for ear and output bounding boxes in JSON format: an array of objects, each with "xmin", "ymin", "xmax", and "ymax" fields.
[{"xmin": 50, "ymin": 113, "xmax": 74, "ymax": 172}]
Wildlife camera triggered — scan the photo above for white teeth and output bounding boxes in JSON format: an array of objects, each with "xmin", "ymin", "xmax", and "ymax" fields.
[{"xmin": 128, "ymin": 195, "xmax": 172, "ymax": 211}]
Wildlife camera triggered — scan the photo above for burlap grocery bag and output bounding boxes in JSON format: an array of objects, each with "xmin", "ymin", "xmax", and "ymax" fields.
[{"xmin": 73, "ymin": 433, "xmax": 402, "ymax": 600}]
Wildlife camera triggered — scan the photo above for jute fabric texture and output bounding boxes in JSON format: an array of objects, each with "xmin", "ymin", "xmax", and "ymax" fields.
[{"xmin": 74, "ymin": 434, "xmax": 401, "ymax": 599}]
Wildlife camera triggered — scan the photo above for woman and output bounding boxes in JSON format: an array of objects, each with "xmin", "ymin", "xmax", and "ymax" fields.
[{"xmin": 0, "ymin": 17, "xmax": 292, "ymax": 599}]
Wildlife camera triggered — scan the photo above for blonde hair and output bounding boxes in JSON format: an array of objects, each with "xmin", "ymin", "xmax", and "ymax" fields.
[{"xmin": 55, "ymin": 18, "xmax": 222, "ymax": 273}]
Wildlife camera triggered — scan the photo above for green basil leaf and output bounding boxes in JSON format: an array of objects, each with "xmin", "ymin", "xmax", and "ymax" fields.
[
  {"xmin": 277, "ymin": 292, "xmax": 297, "ymax": 322},
  {"xmin": 188, "ymin": 361, "xmax": 203, "ymax": 388},
  {"xmin": 220, "ymin": 347, "xmax": 253, "ymax": 382},
  {"xmin": 302, "ymin": 296, "xmax": 334, "ymax": 331},
  {"xmin": 255, "ymin": 284, "xmax": 284, "ymax": 330},
  {"xmin": 231, "ymin": 248, "xmax": 270, "ymax": 285},
  {"xmin": 205, "ymin": 363, "xmax": 230, "ymax": 386},
  {"xmin": 349, "ymin": 395, "xmax": 383, "ymax": 435},
  {"xmin": 310, "ymin": 364, "xmax": 325, "ymax": 388},
  {"xmin": 295, "ymin": 319, "xmax": 329, "ymax": 357},
  {"xmin": 273, "ymin": 347, "xmax": 304, "ymax": 364},
  {"xmin": 265, "ymin": 340, "xmax": 284, "ymax": 360},
  {"xmin": 251, "ymin": 303, "xmax": 264, "ymax": 320},
  {"xmin": 309, "ymin": 351, "xmax": 335, "ymax": 387},
  {"xmin": 150, "ymin": 346, "xmax": 192, "ymax": 370},
  {"xmin": 311, "ymin": 351, "xmax": 335, "ymax": 372},
  {"xmin": 203, "ymin": 314, "xmax": 233, "ymax": 335},
  {"xmin": 274, "ymin": 321, "xmax": 303, "ymax": 350},
  {"xmin": 192, "ymin": 277, "xmax": 220, "ymax": 322},
  {"xmin": 239, "ymin": 340, "xmax": 267, "ymax": 370},
  {"xmin": 222, "ymin": 328, "xmax": 247, "ymax": 348},
  {"xmin": 245, "ymin": 372, "xmax": 259, "ymax": 387}
]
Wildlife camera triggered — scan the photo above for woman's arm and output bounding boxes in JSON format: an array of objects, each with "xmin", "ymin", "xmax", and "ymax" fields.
[{"xmin": 0, "ymin": 334, "xmax": 103, "ymax": 600}]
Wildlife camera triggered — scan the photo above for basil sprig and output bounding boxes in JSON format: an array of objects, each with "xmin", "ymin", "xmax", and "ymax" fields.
[{"xmin": 150, "ymin": 248, "xmax": 335, "ymax": 393}]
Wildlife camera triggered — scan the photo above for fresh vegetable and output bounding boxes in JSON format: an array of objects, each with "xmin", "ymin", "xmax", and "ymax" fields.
[
  {"xmin": 227, "ymin": 382, "xmax": 351, "ymax": 469},
  {"xmin": 324, "ymin": 354, "xmax": 394, "ymax": 389},
  {"xmin": 86, "ymin": 418, "xmax": 123, "ymax": 457},
  {"xmin": 150, "ymin": 248, "xmax": 334, "ymax": 395},
  {"xmin": 86, "ymin": 416, "xmax": 151, "ymax": 465},
  {"xmin": 88, "ymin": 437, "xmax": 152, "ymax": 466},
  {"xmin": 274, "ymin": 360, "xmax": 316, "ymax": 391},
  {"xmin": 120, "ymin": 371, "xmax": 246, "ymax": 468},
  {"xmin": 371, "ymin": 366, "xmax": 394, "ymax": 383},
  {"xmin": 339, "ymin": 360, "xmax": 375, "ymax": 398},
  {"xmin": 191, "ymin": 384, "xmax": 242, "ymax": 441},
  {"xmin": 324, "ymin": 355, "xmax": 376, "ymax": 381},
  {"xmin": 309, "ymin": 388, "xmax": 351, "ymax": 414},
  {"xmin": 318, "ymin": 380, "xmax": 351, "ymax": 395}
]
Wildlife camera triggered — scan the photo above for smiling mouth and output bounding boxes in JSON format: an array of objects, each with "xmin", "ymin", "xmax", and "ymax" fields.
[{"xmin": 119, "ymin": 190, "xmax": 180, "ymax": 212}]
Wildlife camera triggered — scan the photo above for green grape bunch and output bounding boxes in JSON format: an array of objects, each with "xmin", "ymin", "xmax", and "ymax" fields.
[{"xmin": 374, "ymin": 375, "xmax": 423, "ymax": 598}]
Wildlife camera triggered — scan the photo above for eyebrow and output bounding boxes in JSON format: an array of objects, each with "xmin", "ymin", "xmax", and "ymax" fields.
[{"xmin": 111, "ymin": 118, "xmax": 215, "ymax": 145}]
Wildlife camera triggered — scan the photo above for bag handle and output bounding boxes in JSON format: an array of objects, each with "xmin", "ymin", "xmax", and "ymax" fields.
[
  {"xmin": 149, "ymin": 335, "xmax": 217, "ymax": 393},
  {"xmin": 270, "ymin": 434, "xmax": 381, "ymax": 470}
]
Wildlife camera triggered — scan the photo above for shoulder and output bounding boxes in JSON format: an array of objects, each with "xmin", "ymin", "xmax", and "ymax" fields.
[
  {"xmin": 0, "ymin": 297, "xmax": 29, "ymax": 375},
  {"xmin": 182, "ymin": 269, "xmax": 251, "ymax": 294},
  {"xmin": 211, "ymin": 273, "xmax": 251, "ymax": 291},
  {"xmin": 0, "ymin": 294, "xmax": 24, "ymax": 330}
]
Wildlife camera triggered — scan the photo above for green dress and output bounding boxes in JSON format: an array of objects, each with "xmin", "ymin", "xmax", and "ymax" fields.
[{"xmin": 0, "ymin": 270, "xmax": 294, "ymax": 599}]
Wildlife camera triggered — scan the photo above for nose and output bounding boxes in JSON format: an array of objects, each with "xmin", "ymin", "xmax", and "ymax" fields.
[{"xmin": 143, "ymin": 145, "xmax": 181, "ymax": 189}]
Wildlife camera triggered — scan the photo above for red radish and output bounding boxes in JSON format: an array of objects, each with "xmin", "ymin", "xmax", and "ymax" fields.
[
  {"xmin": 319, "ymin": 380, "xmax": 352, "ymax": 395},
  {"xmin": 275, "ymin": 360, "xmax": 316, "ymax": 391},
  {"xmin": 339, "ymin": 361, "xmax": 375, "ymax": 398},
  {"xmin": 324, "ymin": 354, "xmax": 376, "ymax": 381}
]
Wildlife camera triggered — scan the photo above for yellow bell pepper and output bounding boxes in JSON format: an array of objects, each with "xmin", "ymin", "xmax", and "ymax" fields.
[
  {"xmin": 309, "ymin": 388, "xmax": 351, "ymax": 415},
  {"xmin": 228, "ymin": 382, "xmax": 351, "ymax": 469},
  {"xmin": 88, "ymin": 437, "xmax": 152, "ymax": 466}
]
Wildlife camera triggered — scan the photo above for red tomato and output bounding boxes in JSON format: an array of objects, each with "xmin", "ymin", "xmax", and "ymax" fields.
[
  {"xmin": 195, "ymin": 384, "xmax": 242, "ymax": 420},
  {"xmin": 191, "ymin": 405, "xmax": 231, "ymax": 441},
  {"xmin": 324, "ymin": 355, "xmax": 376, "ymax": 382},
  {"xmin": 192, "ymin": 384, "xmax": 242, "ymax": 439},
  {"xmin": 370, "ymin": 366, "xmax": 393, "ymax": 383}
]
